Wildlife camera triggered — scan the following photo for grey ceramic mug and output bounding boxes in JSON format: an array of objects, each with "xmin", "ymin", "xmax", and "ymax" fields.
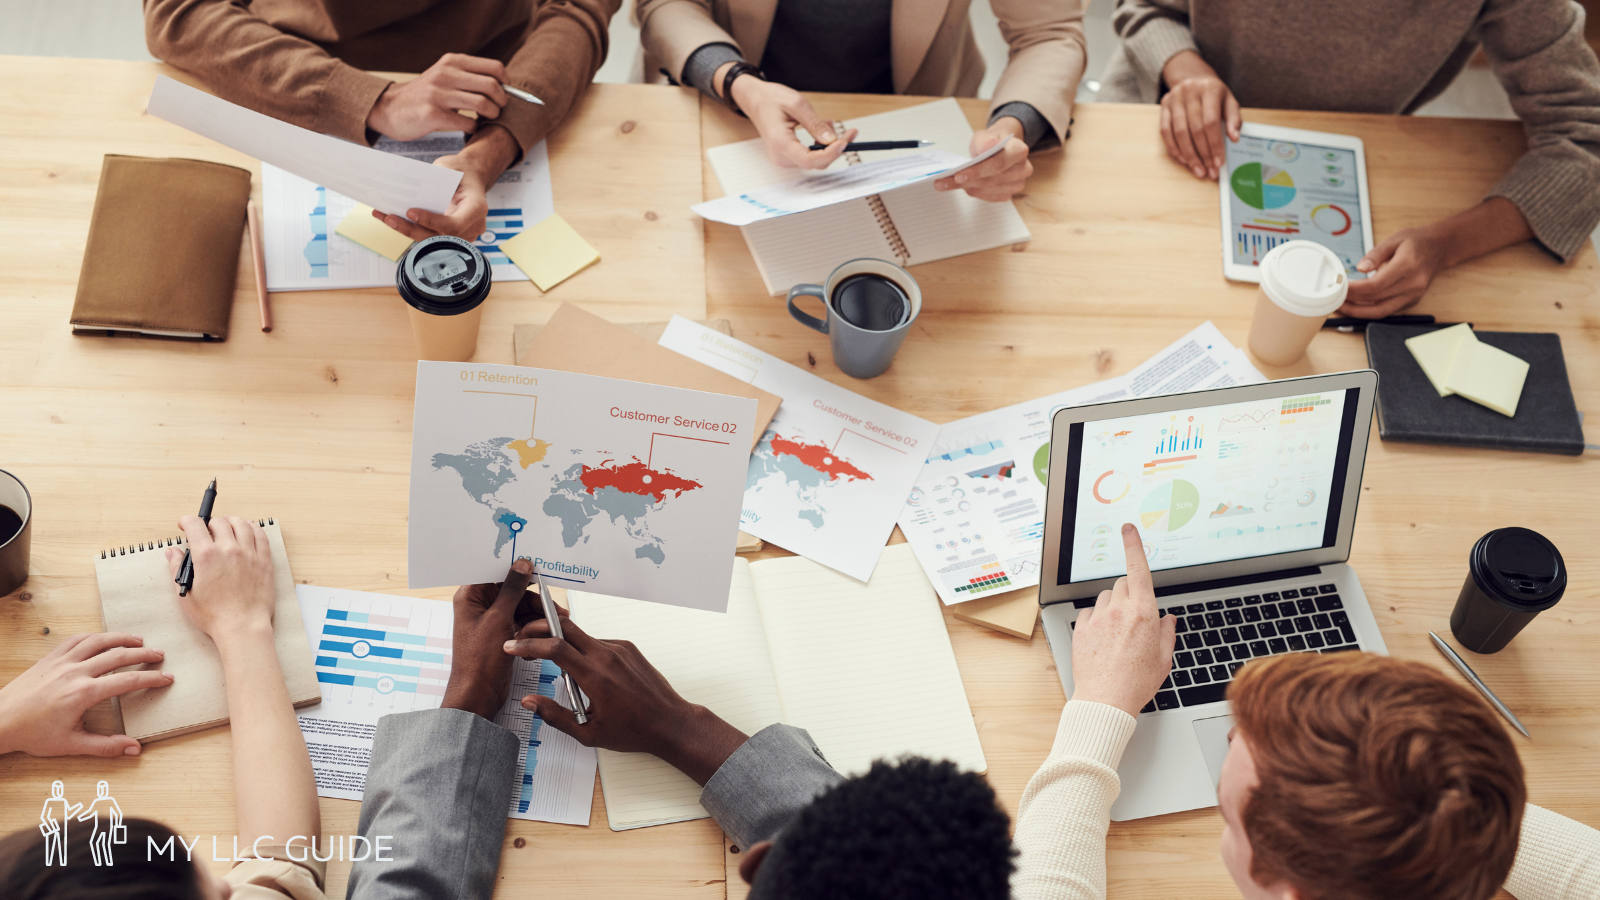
[{"xmin": 786, "ymin": 258, "xmax": 922, "ymax": 379}]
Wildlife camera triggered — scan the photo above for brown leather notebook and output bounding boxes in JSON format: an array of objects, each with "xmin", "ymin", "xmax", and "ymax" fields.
[{"xmin": 71, "ymin": 155, "xmax": 250, "ymax": 340}]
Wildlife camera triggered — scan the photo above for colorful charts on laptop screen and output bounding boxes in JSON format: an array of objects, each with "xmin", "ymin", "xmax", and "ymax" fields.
[{"xmin": 1225, "ymin": 135, "xmax": 1366, "ymax": 278}]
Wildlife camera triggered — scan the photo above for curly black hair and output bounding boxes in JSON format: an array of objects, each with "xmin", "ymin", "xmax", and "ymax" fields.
[{"xmin": 749, "ymin": 757, "xmax": 1016, "ymax": 899}]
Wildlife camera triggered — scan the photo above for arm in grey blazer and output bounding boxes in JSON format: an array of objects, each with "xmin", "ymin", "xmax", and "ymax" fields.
[
  {"xmin": 346, "ymin": 708, "xmax": 520, "ymax": 900},
  {"xmin": 699, "ymin": 723, "xmax": 845, "ymax": 847}
]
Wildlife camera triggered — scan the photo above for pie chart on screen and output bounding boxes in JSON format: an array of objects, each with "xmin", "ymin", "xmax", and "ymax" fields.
[
  {"xmin": 1311, "ymin": 203, "xmax": 1352, "ymax": 236},
  {"xmin": 1231, "ymin": 162, "xmax": 1296, "ymax": 210}
]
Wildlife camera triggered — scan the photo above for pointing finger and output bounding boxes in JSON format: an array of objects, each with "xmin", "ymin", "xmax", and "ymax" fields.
[{"xmin": 1120, "ymin": 522, "xmax": 1154, "ymax": 599}]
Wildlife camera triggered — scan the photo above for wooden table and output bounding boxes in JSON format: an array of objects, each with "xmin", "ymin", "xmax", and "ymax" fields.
[{"xmin": 1, "ymin": 57, "xmax": 1595, "ymax": 898}]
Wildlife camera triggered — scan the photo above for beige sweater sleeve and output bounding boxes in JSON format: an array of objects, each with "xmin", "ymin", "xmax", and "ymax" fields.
[
  {"xmin": 989, "ymin": 0, "xmax": 1090, "ymax": 146},
  {"xmin": 1505, "ymin": 803, "xmax": 1600, "ymax": 899},
  {"xmin": 1012, "ymin": 700, "xmax": 1138, "ymax": 900}
]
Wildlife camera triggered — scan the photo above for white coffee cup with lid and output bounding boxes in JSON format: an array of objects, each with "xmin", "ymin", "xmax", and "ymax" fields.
[{"xmin": 1247, "ymin": 240, "xmax": 1349, "ymax": 366}]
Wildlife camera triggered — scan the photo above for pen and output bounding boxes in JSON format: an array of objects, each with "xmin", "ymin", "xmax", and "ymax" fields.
[
  {"xmin": 535, "ymin": 569, "xmax": 589, "ymax": 725},
  {"xmin": 502, "ymin": 84, "xmax": 544, "ymax": 106},
  {"xmin": 1323, "ymin": 314, "xmax": 1437, "ymax": 333},
  {"xmin": 175, "ymin": 478, "xmax": 217, "ymax": 597},
  {"xmin": 1428, "ymin": 631, "xmax": 1530, "ymax": 738},
  {"xmin": 806, "ymin": 139, "xmax": 933, "ymax": 151}
]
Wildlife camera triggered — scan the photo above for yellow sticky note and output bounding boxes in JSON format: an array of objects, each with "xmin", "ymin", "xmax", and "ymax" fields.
[
  {"xmin": 501, "ymin": 214, "xmax": 599, "ymax": 291},
  {"xmin": 335, "ymin": 204, "xmax": 414, "ymax": 261},
  {"xmin": 1405, "ymin": 323, "xmax": 1475, "ymax": 397},
  {"xmin": 1443, "ymin": 338, "xmax": 1530, "ymax": 417}
]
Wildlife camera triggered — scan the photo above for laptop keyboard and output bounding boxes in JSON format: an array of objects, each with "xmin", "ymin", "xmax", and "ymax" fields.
[{"xmin": 1070, "ymin": 582, "xmax": 1359, "ymax": 714}]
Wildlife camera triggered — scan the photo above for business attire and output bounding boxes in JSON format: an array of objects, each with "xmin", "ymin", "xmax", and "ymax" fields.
[
  {"xmin": 635, "ymin": 0, "xmax": 1088, "ymax": 148},
  {"xmin": 141, "ymin": 0, "xmax": 620, "ymax": 155},
  {"xmin": 1097, "ymin": 0, "xmax": 1600, "ymax": 262}
]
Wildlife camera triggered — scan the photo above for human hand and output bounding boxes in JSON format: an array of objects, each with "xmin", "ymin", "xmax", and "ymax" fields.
[
  {"xmin": 372, "ymin": 124, "xmax": 519, "ymax": 242},
  {"xmin": 440, "ymin": 558, "xmax": 540, "ymax": 720},
  {"xmin": 933, "ymin": 118, "xmax": 1032, "ymax": 202},
  {"xmin": 1340, "ymin": 226, "xmax": 1451, "ymax": 318},
  {"xmin": 1159, "ymin": 50, "xmax": 1241, "ymax": 180},
  {"xmin": 505, "ymin": 615, "xmax": 748, "ymax": 785},
  {"xmin": 366, "ymin": 53, "xmax": 509, "ymax": 141},
  {"xmin": 0, "ymin": 633, "xmax": 172, "ymax": 757},
  {"xmin": 1070, "ymin": 523, "xmax": 1177, "ymax": 716},
  {"xmin": 727, "ymin": 72, "xmax": 857, "ymax": 170},
  {"xmin": 164, "ymin": 515, "xmax": 276, "ymax": 651}
]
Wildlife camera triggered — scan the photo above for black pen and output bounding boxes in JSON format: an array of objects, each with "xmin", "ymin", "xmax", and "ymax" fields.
[
  {"xmin": 1323, "ymin": 314, "xmax": 1436, "ymax": 334},
  {"xmin": 175, "ymin": 478, "xmax": 216, "ymax": 596},
  {"xmin": 807, "ymin": 139, "xmax": 933, "ymax": 152}
]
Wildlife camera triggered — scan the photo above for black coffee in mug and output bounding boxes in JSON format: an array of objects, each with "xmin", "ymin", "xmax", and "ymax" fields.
[
  {"xmin": 831, "ymin": 274, "xmax": 909, "ymax": 332},
  {"xmin": 0, "ymin": 505, "xmax": 21, "ymax": 544},
  {"xmin": 0, "ymin": 468, "xmax": 31, "ymax": 596}
]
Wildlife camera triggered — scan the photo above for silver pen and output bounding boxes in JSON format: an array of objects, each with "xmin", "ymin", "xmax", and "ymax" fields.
[
  {"xmin": 1428, "ymin": 631, "xmax": 1529, "ymax": 738},
  {"xmin": 501, "ymin": 83, "xmax": 544, "ymax": 105},
  {"xmin": 535, "ymin": 569, "xmax": 588, "ymax": 725}
]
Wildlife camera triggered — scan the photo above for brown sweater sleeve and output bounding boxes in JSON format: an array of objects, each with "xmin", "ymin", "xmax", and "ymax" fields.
[
  {"xmin": 489, "ymin": 0, "xmax": 622, "ymax": 157},
  {"xmin": 1476, "ymin": 0, "xmax": 1600, "ymax": 262},
  {"xmin": 142, "ymin": 0, "xmax": 391, "ymax": 145}
]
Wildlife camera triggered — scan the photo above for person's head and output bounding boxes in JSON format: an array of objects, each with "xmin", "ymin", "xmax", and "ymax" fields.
[
  {"xmin": 739, "ymin": 756, "xmax": 1016, "ymax": 899},
  {"xmin": 1219, "ymin": 652, "xmax": 1525, "ymax": 900},
  {"xmin": 0, "ymin": 817, "xmax": 232, "ymax": 899},
  {"xmin": 49, "ymin": 781, "xmax": 63, "ymax": 799},
  {"xmin": 93, "ymin": 781, "xmax": 109, "ymax": 799}
]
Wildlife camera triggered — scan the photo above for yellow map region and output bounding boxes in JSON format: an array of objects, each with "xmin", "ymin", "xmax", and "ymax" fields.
[{"xmin": 506, "ymin": 438, "xmax": 552, "ymax": 468}]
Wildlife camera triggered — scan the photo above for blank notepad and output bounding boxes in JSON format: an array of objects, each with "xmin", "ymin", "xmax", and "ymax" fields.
[{"xmin": 568, "ymin": 545, "xmax": 986, "ymax": 831}]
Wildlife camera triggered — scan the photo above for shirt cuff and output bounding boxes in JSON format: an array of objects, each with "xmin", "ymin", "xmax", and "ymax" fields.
[
  {"xmin": 990, "ymin": 101, "xmax": 1057, "ymax": 151},
  {"xmin": 1124, "ymin": 18, "xmax": 1200, "ymax": 88},
  {"xmin": 682, "ymin": 42, "xmax": 746, "ymax": 101},
  {"xmin": 1053, "ymin": 700, "xmax": 1138, "ymax": 769},
  {"xmin": 699, "ymin": 723, "xmax": 842, "ymax": 847},
  {"xmin": 1487, "ymin": 150, "xmax": 1600, "ymax": 263}
]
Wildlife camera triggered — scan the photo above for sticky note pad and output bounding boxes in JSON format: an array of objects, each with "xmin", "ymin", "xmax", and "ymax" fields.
[
  {"xmin": 1443, "ymin": 339, "xmax": 1530, "ymax": 417},
  {"xmin": 501, "ymin": 213, "xmax": 599, "ymax": 291},
  {"xmin": 335, "ymin": 204, "xmax": 414, "ymax": 261},
  {"xmin": 1405, "ymin": 323, "xmax": 1475, "ymax": 397}
]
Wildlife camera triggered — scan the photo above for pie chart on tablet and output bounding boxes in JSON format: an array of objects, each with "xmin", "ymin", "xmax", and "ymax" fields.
[{"xmin": 1231, "ymin": 162, "xmax": 1296, "ymax": 210}]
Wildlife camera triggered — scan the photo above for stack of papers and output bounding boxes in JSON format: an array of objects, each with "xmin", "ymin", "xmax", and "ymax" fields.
[{"xmin": 1405, "ymin": 323, "xmax": 1530, "ymax": 417}]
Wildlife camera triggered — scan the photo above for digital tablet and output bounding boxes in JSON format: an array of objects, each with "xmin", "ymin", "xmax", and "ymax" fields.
[{"xmin": 1220, "ymin": 123, "xmax": 1374, "ymax": 284}]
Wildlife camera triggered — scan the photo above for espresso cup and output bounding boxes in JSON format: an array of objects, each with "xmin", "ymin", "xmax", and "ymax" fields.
[
  {"xmin": 1450, "ymin": 527, "xmax": 1566, "ymax": 653},
  {"xmin": 786, "ymin": 258, "xmax": 922, "ymax": 379},
  {"xmin": 0, "ymin": 468, "xmax": 33, "ymax": 596},
  {"xmin": 397, "ymin": 235, "xmax": 492, "ymax": 362},
  {"xmin": 1247, "ymin": 240, "xmax": 1348, "ymax": 366}
]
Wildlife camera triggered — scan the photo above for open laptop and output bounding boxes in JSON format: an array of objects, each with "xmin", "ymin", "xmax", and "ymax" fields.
[{"xmin": 1039, "ymin": 371, "xmax": 1388, "ymax": 821}]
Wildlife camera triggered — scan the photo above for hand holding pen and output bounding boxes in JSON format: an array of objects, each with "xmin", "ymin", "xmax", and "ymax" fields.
[{"xmin": 174, "ymin": 478, "xmax": 216, "ymax": 596}]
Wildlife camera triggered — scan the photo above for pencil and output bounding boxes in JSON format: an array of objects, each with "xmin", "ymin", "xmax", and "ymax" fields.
[{"xmin": 247, "ymin": 201, "xmax": 271, "ymax": 333}]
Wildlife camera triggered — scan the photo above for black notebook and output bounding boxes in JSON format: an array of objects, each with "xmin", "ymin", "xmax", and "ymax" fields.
[{"xmin": 1364, "ymin": 324, "xmax": 1584, "ymax": 455}]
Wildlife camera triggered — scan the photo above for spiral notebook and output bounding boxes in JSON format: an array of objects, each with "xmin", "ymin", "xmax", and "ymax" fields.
[
  {"xmin": 705, "ymin": 98, "xmax": 1031, "ymax": 295},
  {"xmin": 94, "ymin": 519, "xmax": 321, "ymax": 743}
]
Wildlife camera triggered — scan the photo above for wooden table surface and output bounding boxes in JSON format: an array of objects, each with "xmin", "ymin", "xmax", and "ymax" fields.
[{"xmin": 2, "ymin": 57, "xmax": 1597, "ymax": 898}]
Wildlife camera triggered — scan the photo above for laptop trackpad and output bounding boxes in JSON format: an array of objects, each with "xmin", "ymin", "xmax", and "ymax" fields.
[{"xmin": 1192, "ymin": 714, "xmax": 1235, "ymax": 792}]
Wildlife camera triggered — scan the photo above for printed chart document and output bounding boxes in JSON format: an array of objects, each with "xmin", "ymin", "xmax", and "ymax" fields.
[
  {"xmin": 146, "ymin": 76, "xmax": 459, "ymax": 217},
  {"xmin": 408, "ymin": 361, "xmax": 756, "ymax": 608},
  {"xmin": 702, "ymin": 98, "xmax": 1030, "ymax": 294},
  {"xmin": 658, "ymin": 317, "xmax": 938, "ymax": 581},
  {"xmin": 294, "ymin": 585, "xmax": 596, "ymax": 825},
  {"xmin": 262, "ymin": 134, "xmax": 553, "ymax": 291},
  {"xmin": 900, "ymin": 323, "xmax": 1264, "ymax": 605},
  {"xmin": 569, "ymin": 545, "xmax": 986, "ymax": 830}
]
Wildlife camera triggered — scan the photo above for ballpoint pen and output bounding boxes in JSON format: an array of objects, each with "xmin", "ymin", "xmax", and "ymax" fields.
[
  {"xmin": 806, "ymin": 139, "xmax": 933, "ymax": 151},
  {"xmin": 535, "ymin": 569, "xmax": 589, "ymax": 725},
  {"xmin": 1428, "ymin": 631, "xmax": 1530, "ymax": 738},
  {"xmin": 174, "ymin": 478, "xmax": 216, "ymax": 597},
  {"xmin": 501, "ymin": 83, "xmax": 544, "ymax": 105},
  {"xmin": 1322, "ymin": 314, "xmax": 1438, "ymax": 333}
]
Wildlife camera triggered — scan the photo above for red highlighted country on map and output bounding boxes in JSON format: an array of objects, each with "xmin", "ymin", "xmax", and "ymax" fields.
[
  {"xmin": 769, "ymin": 436, "xmax": 873, "ymax": 482},
  {"xmin": 579, "ymin": 459, "xmax": 702, "ymax": 502}
]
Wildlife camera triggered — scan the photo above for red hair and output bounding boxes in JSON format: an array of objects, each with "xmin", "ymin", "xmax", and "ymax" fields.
[{"xmin": 1229, "ymin": 653, "xmax": 1525, "ymax": 900}]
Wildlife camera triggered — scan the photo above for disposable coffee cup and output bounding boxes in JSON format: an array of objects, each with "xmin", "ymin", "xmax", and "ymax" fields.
[
  {"xmin": 1247, "ymin": 240, "xmax": 1348, "ymax": 366},
  {"xmin": 1450, "ymin": 527, "xmax": 1566, "ymax": 654},
  {"xmin": 0, "ymin": 468, "xmax": 32, "ymax": 597},
  {"xmin": 397, "ymin": 235, "xmax": 491, "ymax": 362},
  {"xmin": 786, "ymin": 258, "xmax": 922, "ymax": 379}
]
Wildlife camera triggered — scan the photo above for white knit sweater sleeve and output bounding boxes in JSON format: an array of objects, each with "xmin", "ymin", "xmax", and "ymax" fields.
[
  {"xmin": 1505, "ymin": 803, "xmax": 1600, "ymax": 900},
  {"xmin": 1011, "ymin": 700, "xmax": 1138, "ymax": 900}
]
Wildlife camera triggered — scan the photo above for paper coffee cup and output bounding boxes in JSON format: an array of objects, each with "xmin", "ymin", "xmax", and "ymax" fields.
[
  {"xmin": 1247, "ymin": 240, "xmax": 1348, "ymax": 366},
  {"xmin": 397, "ymin": 236, "xmax": 491, "ymax": 362}
]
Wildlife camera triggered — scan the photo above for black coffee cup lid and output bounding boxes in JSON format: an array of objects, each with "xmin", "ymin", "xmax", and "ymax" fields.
[
  {"xmin": 397, "ymin": 235, "xmax": 491, "ymax": 315},
  {"xmin": 1471, "ymin": 527, "xmax": 1565, "ymax": 610}
]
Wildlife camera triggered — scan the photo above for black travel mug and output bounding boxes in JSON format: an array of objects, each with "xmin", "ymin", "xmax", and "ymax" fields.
[{"xmin": 1449, "ymin": 527, "xmax": 1565, "ymax": 653}]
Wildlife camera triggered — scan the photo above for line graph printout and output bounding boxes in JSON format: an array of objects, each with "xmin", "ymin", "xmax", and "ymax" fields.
[
  {"xmin": 409, "ymin": 362, "xmax": 756, "ymax": 610},
  {"xmin": 293, "ymin": 585, "xmax": 597, "ymax": 825},
  {"xmin": 658, "ymin": 316, "xmax": 939, "ymax": 582},
  {"xmin": 900, "ymin": 322, "xmax": 1264, "ymax": 604}
]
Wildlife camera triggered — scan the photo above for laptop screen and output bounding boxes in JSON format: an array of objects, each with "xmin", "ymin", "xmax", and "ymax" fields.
[{"xmin": 1056, "ymin": 387, "xmax": 1360, "ymax": 584}]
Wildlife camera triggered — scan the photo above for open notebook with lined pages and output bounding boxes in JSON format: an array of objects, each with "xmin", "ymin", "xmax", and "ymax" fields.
[
  {"xmin": 568, "ymin": 543, "xmax": 986, "ymax": 831},
  {"xmin": 705, "ymin": 98, "xmax": 1031, "ymax": 295}
]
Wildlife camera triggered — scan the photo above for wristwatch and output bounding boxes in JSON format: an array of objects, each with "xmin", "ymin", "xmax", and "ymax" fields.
[{"xmin": 720, "ymin": 61, "xmax": 765, "ymax": 117}]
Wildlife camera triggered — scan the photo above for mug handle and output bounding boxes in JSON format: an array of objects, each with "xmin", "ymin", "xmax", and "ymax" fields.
[{"xmin": 786, "ymin": 284, "xmax": 830, "ymax": 335}]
